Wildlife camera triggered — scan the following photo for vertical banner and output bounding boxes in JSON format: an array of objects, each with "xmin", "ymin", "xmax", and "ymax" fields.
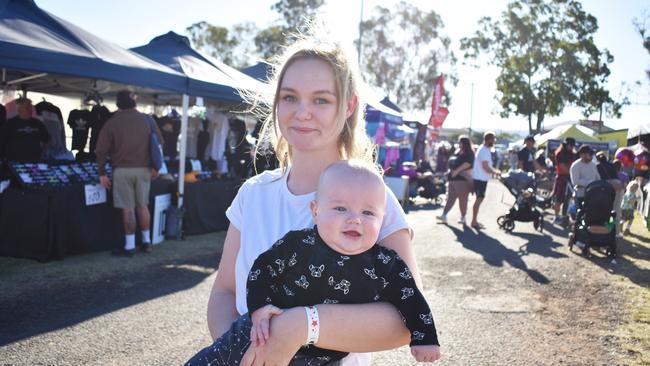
[{"xmin": 429, "ymin": 75, "xmax": 444, "ymax": 126}]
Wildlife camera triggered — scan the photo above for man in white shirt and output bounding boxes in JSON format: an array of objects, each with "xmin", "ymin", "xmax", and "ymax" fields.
[
  {"xmin": 569, "ymin": 145, "xmax": 600, "ymax": 204},
  {"xmin": 471, "ymin": 132, "xmax": 501, "ymax": 229}
]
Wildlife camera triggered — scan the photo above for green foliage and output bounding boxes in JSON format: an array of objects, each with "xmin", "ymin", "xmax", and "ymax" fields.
[
  {"xmin": 633, "ymin": 11, "xmax": 650, "ymax": 82},
  {"xmin": 186, "ymin": 21, "xmax": 257, "ymax": 68},
  {"xmin": 461, "ymin": 0, "xmax": 623, "ymax": 134},
  {"xmin": 358, "ymin": 1, "xmax": 457, "ymax": 111},
  {"xmin": 271, "ymin": 0, "xmax": 325, "ymax": 32},
  {"xmin": 185, "ymin": 0, "xmax": 325, "ymax": 66}
]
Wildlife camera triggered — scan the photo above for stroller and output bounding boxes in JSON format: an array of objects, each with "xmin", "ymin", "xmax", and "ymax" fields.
[
  {"xmin": 568, "ymin": 180, "xmax": 617, "ymax": 258},
  {"xmin": 496, "ymin": 170, "xmax": 545, "ymax": 233}
]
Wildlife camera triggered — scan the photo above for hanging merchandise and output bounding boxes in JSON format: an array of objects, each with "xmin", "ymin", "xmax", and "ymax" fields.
[
  {"xmin": 35, "ymin": 100, "xmax": 73, "ymax": 160},
  {"xmin": 67, "ymin": 109, "xmax": 94, "ymax": 151},
  {"xmin": 186, "ymin": 116, "xmax": 203, "ymax": 159},
  {"xmin": 0, "ymin": 103, "xmax": 6, "ymax": 126},
  {"xmin": 88, "ymin": 105, "xmax": 112, "ymax": 154},
  {"xmin": 156, "ymin": 115, "xmax": 180, "ymax": 160},
  {"xmin": 197, "ymin": 118, "xmax": 210, "ymax": 162},
  {"xmin": 205, "ymin": 107, "xmax": 229, "ymax": 170}
]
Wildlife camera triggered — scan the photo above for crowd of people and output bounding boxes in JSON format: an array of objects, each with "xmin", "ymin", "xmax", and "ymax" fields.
[{"xmin": 432, "ymin": 132, "xmax": 645, "ymax": 239}]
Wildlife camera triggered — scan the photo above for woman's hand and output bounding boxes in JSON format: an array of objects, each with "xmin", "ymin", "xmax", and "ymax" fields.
[{"xmin": 240, "ymin": 307, "xmax": 306, "ymax": 366}]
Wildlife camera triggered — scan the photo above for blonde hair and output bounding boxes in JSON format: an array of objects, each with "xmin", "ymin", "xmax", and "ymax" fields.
[{"xmin": 243, "ymin": 33, "xmax": 374, "ymax": 173}]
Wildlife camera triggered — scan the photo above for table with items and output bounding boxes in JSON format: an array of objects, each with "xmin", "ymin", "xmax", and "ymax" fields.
[{"xmin": 0, "ymin": 162, "xmax": 121, "ymax": 261}]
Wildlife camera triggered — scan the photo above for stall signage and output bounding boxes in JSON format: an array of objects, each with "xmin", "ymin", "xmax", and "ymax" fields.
[
  {"xmin": 190, "ymin": 159, "xmax": 202, "ymax": 172},
  {"xmin": 84, "ymin": 184, "xmax": 107, "ymax": 206}
]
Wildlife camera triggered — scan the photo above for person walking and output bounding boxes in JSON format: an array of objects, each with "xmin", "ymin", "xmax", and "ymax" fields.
[
  {"xmin": 518, "ymin": 136, "xmax": 544, "ymax": 173},
  {"xmin": 438, "ymin": 135, "xmax": 474, "ymax": 225},
  {"xmin": 470, "ymin": 132, "xmax": 500, "ymax": 230},
  {"xmin": 552, "ymin": 137, "xmax": 576, "ymax": 224},
  {"xmin": 570, "ymin": 145, "xmax": 600, "ymax": 207},
  {"xmin": 96, "ymin": 90, "xmax": 163, "ymax": 257}
]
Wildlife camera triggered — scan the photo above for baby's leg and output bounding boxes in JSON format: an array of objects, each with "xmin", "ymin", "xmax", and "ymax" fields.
[{"xmin": 185, "ymin": 313, "xmax": 252, "ymax": 366}]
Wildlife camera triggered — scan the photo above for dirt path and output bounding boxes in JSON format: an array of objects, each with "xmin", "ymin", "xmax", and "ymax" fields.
[{"xmin": 0, "ymin": 180, "xmax": 640, "ymax": 365}]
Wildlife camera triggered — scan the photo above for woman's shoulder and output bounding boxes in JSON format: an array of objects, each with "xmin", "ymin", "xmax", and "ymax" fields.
[{"xmin": 241, "ymin": 168, "xmax": 286, "ymax": 187}]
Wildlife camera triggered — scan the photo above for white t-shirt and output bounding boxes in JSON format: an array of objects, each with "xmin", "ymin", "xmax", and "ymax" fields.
[
  {"xmin": 473, "ymin": 145, "xmax": 493, "ymax": 182},
  {"xmin": 225, "ymin": 167, "xmax": 410, "ymax": 366}
]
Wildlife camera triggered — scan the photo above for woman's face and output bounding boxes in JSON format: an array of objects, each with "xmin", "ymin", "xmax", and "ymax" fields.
[{"xmin": 277, "ymin": 58, "xmax": 340, "ymax": 155}]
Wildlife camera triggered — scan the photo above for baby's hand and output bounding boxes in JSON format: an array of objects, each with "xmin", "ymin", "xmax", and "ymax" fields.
[
  {"xmin": 250, "ymin": 304, "xmax": 283, "ymax": 347},
  {"xmin": 411, "ymin": 345, "xmax": 441, "ymax": 363}
]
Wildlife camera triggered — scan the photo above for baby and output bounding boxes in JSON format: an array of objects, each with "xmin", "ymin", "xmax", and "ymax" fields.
[{"xmin": 187, "ymin": 160, "xmax": 440, "ymax": 365}]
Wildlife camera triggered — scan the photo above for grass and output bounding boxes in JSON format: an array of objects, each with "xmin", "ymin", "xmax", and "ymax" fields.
[
  {"xmin": 617, "ymin": 213, "xmax": 650, "ymax": 365},
  {"xmin": 0, "ymin": 231, "xmax": 226, "ymax": 302}
]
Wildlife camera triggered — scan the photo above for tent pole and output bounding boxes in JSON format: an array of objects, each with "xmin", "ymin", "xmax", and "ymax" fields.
[{"xmin": 178, "ymin": 94, "xmax": 190, "ymax": 209}]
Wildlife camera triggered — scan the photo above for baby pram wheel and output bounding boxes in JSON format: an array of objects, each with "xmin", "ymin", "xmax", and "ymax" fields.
[{"xmin": 497, "ymin": 215, "xmax": 506, "ymax": 227}]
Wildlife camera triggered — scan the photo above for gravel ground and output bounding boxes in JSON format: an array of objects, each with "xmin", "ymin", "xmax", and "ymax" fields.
[{"xmin": 0, "ymin": 180, "xmax": 639, "ymax": 365}]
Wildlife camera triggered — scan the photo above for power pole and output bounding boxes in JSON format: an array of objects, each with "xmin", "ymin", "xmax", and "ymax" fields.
[{"xmin": 469, "ymin": 82, "xmax": 474, "ymax": 141}]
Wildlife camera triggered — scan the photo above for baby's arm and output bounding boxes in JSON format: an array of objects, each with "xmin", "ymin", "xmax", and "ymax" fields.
[
  {"xmin": 246, "ymin": 233, "xmax": 295, "ymax": 346},
  {"xmin": 250, "ymin": 304, "xmax": 283, "ymax": 347},
  {"xmin": 378, "ymin": 249, "xmax": 441, "ymax": 362}
]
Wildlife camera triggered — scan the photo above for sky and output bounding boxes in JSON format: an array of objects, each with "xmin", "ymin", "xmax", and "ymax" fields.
[{"xmin": 34, "ymin": 0, "xmax": 650, "ymax": 133}]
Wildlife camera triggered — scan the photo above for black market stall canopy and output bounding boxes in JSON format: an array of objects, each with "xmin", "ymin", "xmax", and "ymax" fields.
[
  {"xmin": 130, "ymin": 31, "xmax": 268, "ymax": 103},
  {"xmin": 0, "ymin": 0, "xmax": 187, "ymax": 97}
]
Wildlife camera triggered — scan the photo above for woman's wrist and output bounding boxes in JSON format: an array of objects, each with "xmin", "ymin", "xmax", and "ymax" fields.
[{"xmin": 271, "ymin": 306, "xmax": 308, "ymax": 349}]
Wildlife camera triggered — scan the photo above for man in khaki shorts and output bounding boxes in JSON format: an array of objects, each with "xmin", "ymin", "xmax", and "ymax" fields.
[{"xmin": 96, "ymin": 90, "xmax": 163, "ymax": 257}]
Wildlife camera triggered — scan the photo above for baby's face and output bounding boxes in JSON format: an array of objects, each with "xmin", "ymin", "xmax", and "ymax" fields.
[{"xmin": 311, "ymin": 175, "xmax": 385, "ymax": 255}]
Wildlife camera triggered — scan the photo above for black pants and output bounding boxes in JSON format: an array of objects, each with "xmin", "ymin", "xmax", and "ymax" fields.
[{"xmin": 185, "ymin": 314, "xmax": 342, "ymax": 366}]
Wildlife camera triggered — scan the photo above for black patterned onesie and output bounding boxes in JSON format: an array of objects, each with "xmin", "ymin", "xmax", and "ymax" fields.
[{"xmin": 185, "ymin": 226, "xmax": 439, "ymax": 366}]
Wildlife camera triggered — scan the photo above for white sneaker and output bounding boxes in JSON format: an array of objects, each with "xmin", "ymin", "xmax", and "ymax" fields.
[
  {"xmin": 437, "ymin": 214, "xmax": 447, "ymax": 223},
  {"xmin": 458, "ymin": 216, "xmax": 466, "ymax": 225}
]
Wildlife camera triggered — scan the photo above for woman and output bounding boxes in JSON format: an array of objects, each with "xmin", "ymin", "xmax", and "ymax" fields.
[
  {"xmin": 437, "ymin": 136, "xmax": 474, "ymax": 224},
  {"xmin": 203, "ymin": 36, "xmax": 426, "ymax": 366}
]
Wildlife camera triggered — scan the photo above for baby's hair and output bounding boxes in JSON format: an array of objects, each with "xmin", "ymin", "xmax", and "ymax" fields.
[
  {"xmin": 240, "ymin": 26, "xmax": 375, "ymax": 174},
  {"xmin": 626, "ymin": 180, "xmax": 639, "ymax": 193},
  {"xmin": 316, "ymin": 159, "xmax": 384, "ymax": 200}
]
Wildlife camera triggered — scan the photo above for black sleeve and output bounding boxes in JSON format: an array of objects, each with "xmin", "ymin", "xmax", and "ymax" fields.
[
  {"xmin": 378, "ymin": 250, "xmax": 439, "ymax": 347},
  {"xmin": 466, "ymin": 152, "xmax": 475, "ymax": 166},
  {"xmin": 517, "ymin": 148, "xmax": 527, "ymax": 163},
  {"xmin": 246, "ymin": 232, "xmax": 296, "ymax": 314},
  {"xmin": 37, "ymin": 120, "xmax": 51, "ymax": 143}
]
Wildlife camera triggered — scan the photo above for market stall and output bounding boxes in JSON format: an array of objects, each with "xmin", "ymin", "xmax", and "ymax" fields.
[{"xmin": 0, "ymin": 1, "xmax": 259, "ymax": 260}]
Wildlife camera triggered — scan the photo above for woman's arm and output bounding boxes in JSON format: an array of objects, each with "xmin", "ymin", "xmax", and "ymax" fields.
[
  {"xmin": 207, "ymin": 224, "xmax": 241, "ymax": 340},
  {"xmin": 242, "ymin": 229, "xmax": 416, "ymax": 365},
  {"xmin": 452, "ymin": 162, "xmax": 472, "ymax": 178}
]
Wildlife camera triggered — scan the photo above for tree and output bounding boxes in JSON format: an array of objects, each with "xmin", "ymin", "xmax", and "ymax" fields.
[
  {"xmin": 271, "ymin": 0, "xmax": 325, "ymax": 33},
  {"xmin": 461, "ymin": 0, "xmax": 623, "ymax": 134},
  {"xmin": 185, "ymin": 0, "xmax": 326, "ymax": 65},
  {"xmin": 358, "ymin": 1, "xmax": 457, "ymax": 111},
  {"xmin": 633, "ymin": 11, "xmax": 650, "ymax": 82},
  {"xmin": 186, "ymin": 21, "xmax": 258, "ymax": 68}
]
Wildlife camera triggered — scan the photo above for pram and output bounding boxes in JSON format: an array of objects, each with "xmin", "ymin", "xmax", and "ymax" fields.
[
  {"xmin": 496, "ymin": 170, "xmax": 545, "ymax": 233},
  {"xmin": 568, "ymin": 180, "xmax": 617, "ymax": 258}
]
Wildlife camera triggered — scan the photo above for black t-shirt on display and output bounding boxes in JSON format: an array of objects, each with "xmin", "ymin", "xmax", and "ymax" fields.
[
  {"xmin": 156, "ymin": 116, "xmax": 180, "ymax": 160},
  {"xmin": 0, "ymin": 116, "xmax": 50, "ymax": 162},
  {"xmin": 0, "ymin": 103, "xmax": 7, "ymax": 128},
  {"xmin": 88, "ymin": 105, "xmax": 112, "ymax": 155},
  {"xmin": 67, "ymin": 109, "xmax": 95, "ymax": 151},
  {"xmin": 447, "ymin": 151, "xmax": 474, "ymax": 181},
  {"xmin": 518, "ymin": 147, "xmax": 535, "ymax": 172}
]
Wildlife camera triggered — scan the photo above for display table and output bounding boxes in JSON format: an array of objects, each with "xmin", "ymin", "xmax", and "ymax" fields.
[
  {"xmin": 183, "ymin": 179, "xmax": 239, "ymax": 235},
  {"xmin": 0, "ymin": 178, "xmax": 240, "ymax": 261},
  {"xmin": 0, "ymin": 186, "xmax": 122, "ymax": 262}
]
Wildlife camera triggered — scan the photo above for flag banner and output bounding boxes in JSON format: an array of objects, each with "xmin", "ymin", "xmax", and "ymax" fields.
[
  {"xmin": 430, "ymin": 107, "xmax": 449, "ymax": 129},
  {"xmin": 429, "ymin": 75, "xmax": 445, "ymax": 126}
]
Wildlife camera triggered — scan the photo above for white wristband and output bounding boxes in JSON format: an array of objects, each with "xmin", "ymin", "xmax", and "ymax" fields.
[{"xmin": 304, "ymin": 305, "xmax": 320, "ymax": 346}]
